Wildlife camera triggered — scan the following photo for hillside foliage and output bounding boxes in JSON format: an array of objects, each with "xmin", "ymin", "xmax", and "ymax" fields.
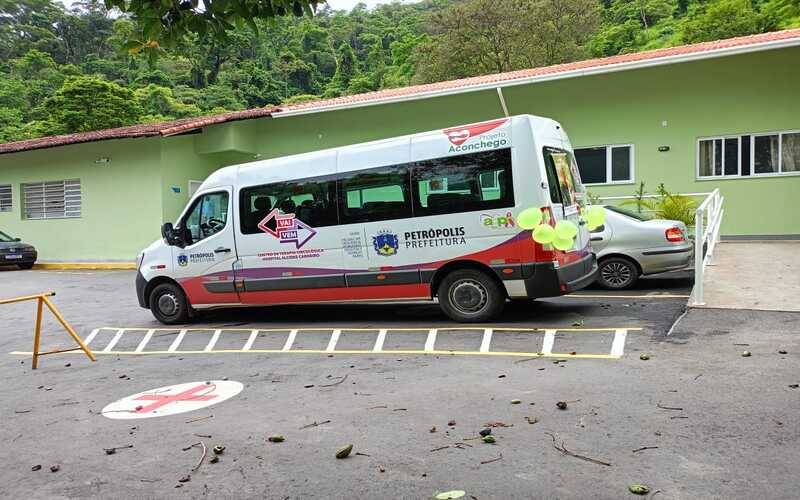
[{"xmin": 0, "ymin": 0, "xmax": 797, "ymax": 143}]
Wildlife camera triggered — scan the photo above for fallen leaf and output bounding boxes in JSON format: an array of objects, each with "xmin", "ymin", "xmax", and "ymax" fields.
[
  {"xmin": 628, "ymin": 484, "xmax": 650, "ymax": 495},
  {"xmin": 336, "ymin": 444, "xmax": 353, "ymax": 459},
  {"xmin": 435, "ymin": 491, "xmax": 466, "ymax": 499}
]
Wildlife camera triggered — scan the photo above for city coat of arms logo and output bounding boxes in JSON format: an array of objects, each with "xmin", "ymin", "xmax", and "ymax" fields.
[
  {"xmin": 373, "ymin": 231, "xmax": 399, "ymax": 257},
  {"xmin": 177, "ymin": 254, "xmax": 188, "ymax": 267}
]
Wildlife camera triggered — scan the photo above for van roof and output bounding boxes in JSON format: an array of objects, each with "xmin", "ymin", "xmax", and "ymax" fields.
[{"xmin": 199, "ymin": 114, "xmax": 552, "ymax": 190}]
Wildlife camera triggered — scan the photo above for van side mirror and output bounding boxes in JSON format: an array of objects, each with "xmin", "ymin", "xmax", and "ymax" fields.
[
  {"xmin": 161, "ymin": 223, "xmax": 183, "ymax": 247},
  {"xmin": 13, "ymin": 237, "xmax": 21, "ymax": 242}
]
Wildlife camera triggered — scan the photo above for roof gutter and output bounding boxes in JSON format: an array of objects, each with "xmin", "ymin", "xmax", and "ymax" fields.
[{"xmin": 271, "ymin": 37, "xmax": 800, "ymax": 119}]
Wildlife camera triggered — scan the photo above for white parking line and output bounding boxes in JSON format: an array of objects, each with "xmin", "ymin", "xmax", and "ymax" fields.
[
  {"xmin": 326, "ymin": 329, "xmax": 341, "ymax": 352},
  {"xmin": 479, "ymin": 328, "xmax": 493, "ymax": 353},
  {"xmin": 541, "ymin": 329, "xmax": 556, "ymax": 355},
  {"xmin": 424, "ymin": 329, "xmax": 437, "ymax": 352},
  {"xmin": 134, "ymin": 329, "xmax": 155, "ymax": 353},
  {"xmin": 102, "ymin": 329, "xmax": 124, "ymax": 353},
  {"xmin": 282, "ymin": 329, "xmax": 298, "ymax": 351},
  {"xmin": 83, "ymin": 328, "xmax": 100, "ymax": 347},
  {"xmin": 373, "ymin": 329, "xmax": 387, "ymax": 352},
  {"xmin": 167, "ymin": 329, "xmax": 187, "ymax": 353},
  {"xmin": 610, "ymin": 328, "xmax": 628, "ymax": 356},
  {"xmin": 204, "ymin": 329, "xmax": 222, "ymax": 352},
  {"xmin": 242, "ymin": 329, "xmax": 258, "ymax": 351}
]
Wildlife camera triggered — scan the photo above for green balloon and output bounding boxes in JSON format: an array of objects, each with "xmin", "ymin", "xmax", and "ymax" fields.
[
  {"xmin": 552, "ymin": 236, "xmax": 574, "ymax": 251},
  {"xmin": 554, "ymin": 220, "xmax": 578, "ymax": 240},
  {"xmin": 517, "ymin": 207, "xmax": 542, "ymax": 230},
  {"xmin": 586, "ymin": 206, "xmax": 606, "ymax": 228},
  {"xmin": 532, "ymin": 224, "xmax": 555, "ymax": 244}
]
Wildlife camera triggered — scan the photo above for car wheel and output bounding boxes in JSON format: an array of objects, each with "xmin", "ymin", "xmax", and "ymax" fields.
[
  {"xmin": 18, "ymin": 262, "xmax": 35, "ymax": 270},
  {"xmin": 149, "ymin": 283, "xmax": 190, "ymax": 325},
  {"xmin": 437, "ymin": 269, "xmax": 505, "ymax": 322},
  {"xmin": 597, "ymin": 257, "xmax": 639, "ymax": 290}
]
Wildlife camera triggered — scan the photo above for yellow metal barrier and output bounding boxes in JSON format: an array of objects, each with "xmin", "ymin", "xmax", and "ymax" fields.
[{"xmin": 0, "ymin": 291, "xmax": 96, "ymax": 369}]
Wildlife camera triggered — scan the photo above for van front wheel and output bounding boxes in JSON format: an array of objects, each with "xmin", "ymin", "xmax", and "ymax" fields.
[
  {"xmin": 437, "ymin": 269, "xmax": 505, "ymax": 323},
  {"xmin": 149, "ymin": 283, "xmax": 190, "ymax": 325}
]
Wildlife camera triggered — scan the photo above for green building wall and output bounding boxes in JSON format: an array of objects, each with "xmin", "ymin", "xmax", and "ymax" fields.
[{"xmin": 0, "ymin": 46, "xmax": 797, "ymax": 262}]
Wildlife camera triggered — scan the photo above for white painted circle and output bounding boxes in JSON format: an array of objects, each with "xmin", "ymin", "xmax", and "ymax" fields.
[{"xmin": 102, "ymin": 380, "xmax": 243, "ymax": 420}]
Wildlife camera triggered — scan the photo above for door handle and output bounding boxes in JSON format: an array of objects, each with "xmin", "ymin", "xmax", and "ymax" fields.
[
  {"xmin": 590, "ymin": 237, "xmax": 603, "ymax": 242},
  {"xmin": 214, "ymin": 247, "xmax": 231, "ymax": 253}
]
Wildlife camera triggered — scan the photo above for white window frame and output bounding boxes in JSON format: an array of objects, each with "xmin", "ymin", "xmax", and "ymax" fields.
[
  {"xmin": 574, "ymin": 144, "xmax": 635, "ymax": 186},
  {"xmin": 696, "ymin": 129, "xmax": 800, "ymax": 180},
  {"xmin": 22, "ymin": 179, "xmax": 82, "ymax": 220},
  {"xmin": 0, "ymin": 184, "xmax": 11, "ymax": 212},
  {"xmin": 696, "ymin": 135, "xmax": 742, "ymax": 179}
]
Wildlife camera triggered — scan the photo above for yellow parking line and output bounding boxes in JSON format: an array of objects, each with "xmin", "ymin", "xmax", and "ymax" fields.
[
  {"xmin": 9, "ymin": 349, "xmax": 619, "ymax": 359},
  {"xmin": 566, "ymin": 294, "xmax": 690, "ymax": 299}
]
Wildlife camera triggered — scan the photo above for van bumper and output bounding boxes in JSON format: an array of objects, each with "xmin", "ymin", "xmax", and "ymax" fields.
[
  {"xmin": 136, "ymin": 270, "xmax": 149, "ymax": 309},
  {"xmin": 523, "ymin": 253, "xmax": 598, "ymax": 299}
]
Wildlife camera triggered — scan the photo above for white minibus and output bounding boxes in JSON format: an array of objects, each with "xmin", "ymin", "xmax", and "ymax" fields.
[{"xmin": 136, "ymin": 115, "xmax": 598, "ymax": 323}]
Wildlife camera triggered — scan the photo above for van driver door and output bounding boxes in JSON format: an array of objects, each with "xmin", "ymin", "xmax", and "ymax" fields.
[{"xmin": 172, "ymin": 187, "xmax": 240, "ymax": 305}]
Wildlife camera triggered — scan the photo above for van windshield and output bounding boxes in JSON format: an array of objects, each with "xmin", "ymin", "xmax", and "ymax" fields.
[{"xmin": 542, "ymin": 147, "xmax": 586, "ymax": 208}]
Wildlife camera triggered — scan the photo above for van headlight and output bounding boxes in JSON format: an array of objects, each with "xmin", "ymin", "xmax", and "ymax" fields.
[{"xmin": 136, "ymin": 252, "xmax": 145, "ymax": 269}]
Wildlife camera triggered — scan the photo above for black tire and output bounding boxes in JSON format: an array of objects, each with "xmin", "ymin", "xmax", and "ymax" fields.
[
  {"xmin": 597, "ymin": 256, "xmax": 639, "ymax": 290},
  {"xmin": 18, "ymin": 262, "xmax": 35, "ymax": 270},
  {"xmin": 149, "ymin": 282, "xmax": 190, "ymax": 325},
  {"xmin": 437, "ymin": 268, "xmax": 505, "ymax": 322}
]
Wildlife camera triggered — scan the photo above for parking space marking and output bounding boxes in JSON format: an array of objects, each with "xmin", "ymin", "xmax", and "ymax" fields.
[
  {"xmin": 565, "ymin": 293, "xmax": 690, "ymax": 299},
  {"xmin": 242, "ymin": 329, "xmax": 258, "ymax": 351},
  {"xmin": 168, "ymin": 329, "xmax": 187, "ymax": 353},
  {"xmin": 326, "ymin": 329, "xmax": 341, "ymax": 352},
  {"xmin": 373, "ymin": 329, "xmax": 387, "ymax": 352},
  {"xmin": 541, "ymin": 329, "xmax": 556, "ymax": 355},
  {"xmin": 11, "ymin": 326, "xmax": 643, "ymax": 360},
  {"xmin": 479, "ymin": 328, "xmax": 492, "ymax": 353},
  {"xmin": 102, "ymin": 328, "xmax": 124, "ymax": 353},
  {"xmin": 135, "ymin": 329, "xmax": 155, "ymax": 353},
  {"xmin": 204, "ymin": 329, "xmax": 222, "ymax": 352},
  {"xmin": 282, "ymin": 329, "xmax": 298, "ymax": 351},
  {"xmin": 424, "ymin": 329, "xmax": 437, "ymax": 352},
  {"xmin": 610, "ymin": 328, "xmax": 627, "ymax": 357}
]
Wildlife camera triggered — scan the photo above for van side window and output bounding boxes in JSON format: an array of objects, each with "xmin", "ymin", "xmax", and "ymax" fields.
[
  {"xmin": 412, "ymin": 148, "xmax": 514, "ymax": 217},
  {"xmin": 239, "ymin": 177, "xmax": 337, "ymax": 235},
  {"xmin": 542, "ymin": 147, "xmax": 583, "ymax": 206},
  {"xmin": 181, "ymin": 191, "xmax": 229, "ymax": 245},
  {"xmin": 337, "ymin": 165, "xmax": 412, "ymax": 224}
]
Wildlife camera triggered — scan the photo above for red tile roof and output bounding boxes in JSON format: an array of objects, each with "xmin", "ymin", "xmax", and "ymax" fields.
[
  {"xmin": 0, "ymin": 107, "xmax": 277, "ymax": 155},
  {"xmin": 1, "ymin": 28, "xmax": 798, "ymax": 155}
]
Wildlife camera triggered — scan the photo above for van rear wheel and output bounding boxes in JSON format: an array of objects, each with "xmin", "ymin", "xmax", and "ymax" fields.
[
  {"xmin": 149, "ymin": 283, "xmax": 190, "ymax": 325},
  {"xmin": 437, "ymin": 269, "xmax": 505, "ymax": 323}
]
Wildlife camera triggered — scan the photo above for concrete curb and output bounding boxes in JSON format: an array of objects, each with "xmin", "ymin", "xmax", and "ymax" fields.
[{"xmin": 33, "ymin": 263, "xmax": 137, "ymax": 270}]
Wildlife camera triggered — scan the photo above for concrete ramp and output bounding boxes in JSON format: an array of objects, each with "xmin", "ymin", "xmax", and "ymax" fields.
[{"xmin": 698, "ymin": 241, "xmax": 800, "ymax": 312}]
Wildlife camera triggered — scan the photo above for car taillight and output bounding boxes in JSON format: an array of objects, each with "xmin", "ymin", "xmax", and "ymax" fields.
[{"xmin": 665, "ymin": 227, "xmax": 685, "ymax": 242}]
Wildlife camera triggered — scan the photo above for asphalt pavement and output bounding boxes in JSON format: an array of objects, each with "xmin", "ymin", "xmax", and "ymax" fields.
[{"xmin": 1, "ymin": 268, "xmax": 798, "ymax": 499}]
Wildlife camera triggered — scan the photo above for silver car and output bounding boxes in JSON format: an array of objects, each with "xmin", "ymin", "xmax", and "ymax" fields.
[{"xmin": 590, "ymin": 206, "xmax": 692, "ymax": 289}]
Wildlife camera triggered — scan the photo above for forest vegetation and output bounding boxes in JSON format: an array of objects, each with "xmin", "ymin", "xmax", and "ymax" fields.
[{"xmin": 0, "ymin": 0, "xmax": 797, "ymax": 142}]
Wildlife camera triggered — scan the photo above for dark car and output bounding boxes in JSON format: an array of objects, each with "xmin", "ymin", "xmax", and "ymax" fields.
[{"xmin": 0, "ymin": 230, "xmax": 37, "ymax": 269}]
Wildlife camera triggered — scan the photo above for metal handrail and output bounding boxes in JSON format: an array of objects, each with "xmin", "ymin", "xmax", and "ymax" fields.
[{"xmin": 691, "ymin": 189, "xmax": 724, "ymax": 306}]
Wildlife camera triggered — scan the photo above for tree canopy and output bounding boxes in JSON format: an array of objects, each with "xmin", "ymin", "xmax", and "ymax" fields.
[{"xmin": 0, "ymin": 0, "xmax": 796, "ymax": 143}]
